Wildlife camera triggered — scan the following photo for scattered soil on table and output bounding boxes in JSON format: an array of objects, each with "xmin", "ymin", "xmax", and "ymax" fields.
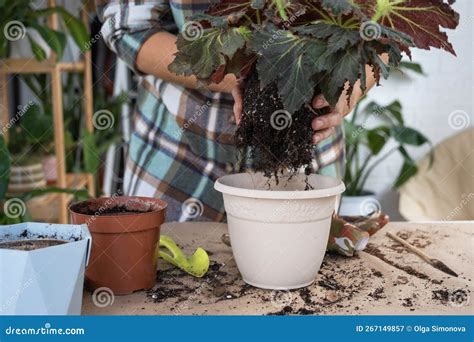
[
  {"xmin": 365, "ymin": 243, "xmax": 430, "ymax": 280},
  {"xmin": 143, "ymin": 239, "xmax": 468, "ymax": 315},
  {"xmin": 0, "ymin": 239, "xmax": 67, "ymax": 251}
]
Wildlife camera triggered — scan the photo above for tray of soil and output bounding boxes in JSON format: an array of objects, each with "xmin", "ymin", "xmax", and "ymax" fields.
[
  {"xmin": 69, "ymin": 196, "xmax": 167, "ymax": 295},
  {"xmin": 0, "ymin": 222, "xmax": 91, "ymax": 315},
  {"xmin": 215, "ymin": 172, "xmax": 345, "ymax": 289}
]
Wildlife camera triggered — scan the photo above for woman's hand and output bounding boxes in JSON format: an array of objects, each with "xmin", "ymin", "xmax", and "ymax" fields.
[
  {"xmin": 231, "ymin": 79, "xmax": 365, "ymax": 140},
  {"xmin": 231, "ymin": 81, "xmax": 245, "ymax": 125},
  {"xmin": 311, "ymin": 82, "xmax": 364, "ymax": 143}
]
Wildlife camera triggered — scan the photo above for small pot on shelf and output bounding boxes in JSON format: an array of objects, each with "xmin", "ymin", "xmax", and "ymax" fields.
[
  {"xmin": 338, "ymin": 192, "xmax": 381, "ymax": 217},
  {"xmin": 8, "ymin": 157, "xmax": 46, "ymax": 194},
  {"xmin": 69, "ymin": 196, "xmax": 167, "ymax": 295},
  {"xmin": 41, "ymin": 154, "xmax": 58, "ymax": 184},
  {"xmin": 215, "ymin": 172, "xmax": 345, "ymax": 290}
]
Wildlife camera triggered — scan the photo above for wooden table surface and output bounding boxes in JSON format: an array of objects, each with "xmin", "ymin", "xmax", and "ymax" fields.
[{"xmin": 82, "ymin": 221, "xmax": 473, "ymax": 315}]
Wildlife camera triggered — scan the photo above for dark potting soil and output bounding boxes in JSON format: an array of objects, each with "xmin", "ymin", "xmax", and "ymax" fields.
[
  {"xmin": 236, "ymin": 70, "xmax": 329, "ymax": 179},
  {"xmin": 73, "ymin": 204, "xmax": 152, "ymax": 216},
  {"xmin": 0, "ymin": 239, "xmax": 67, "ymax": 251},
  {"xmin": 365, "ymin": 243, "xmax": 430, "ymax": 280}
]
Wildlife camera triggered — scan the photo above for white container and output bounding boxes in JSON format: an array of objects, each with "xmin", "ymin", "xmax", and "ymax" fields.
[
  {"xmin": 338, "ymin": 194, "xmax": 381, "ymax": 216},
  {"xmin": 215, "ymin": 172, "xmax": 345, "ymax": 290},
  {"xmin": 0, "ymin": 223, "xmax": 91, "ymax": 315}
]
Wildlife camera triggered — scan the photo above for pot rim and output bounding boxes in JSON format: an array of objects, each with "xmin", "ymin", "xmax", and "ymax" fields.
[
  {"xmin": 68, "ymin": 196, "xmax": 168, "ymax": 219},
  {"xmin": 215, "ymin": 173, "xmax": 345, "ymax": 199}
]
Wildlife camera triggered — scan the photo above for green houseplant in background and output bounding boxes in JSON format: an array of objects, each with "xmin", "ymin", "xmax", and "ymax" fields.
[
  {"xmin": 0, "ymin": 136, "xmax": 89, "ymax": 224},
  {"xmin": 19, "ymin": 72, "xmax": 126, "ymax": 195},
  {"xmin": 0, "ymin": 0, "xmax": 88, "ymax": 59},
  {"xmin": 340, "ymin": 61, "xmax": 433, "ymax": 216},
  {"xmin": 341, "ymin": 94, "xmax": 433, "ymax": 216}
]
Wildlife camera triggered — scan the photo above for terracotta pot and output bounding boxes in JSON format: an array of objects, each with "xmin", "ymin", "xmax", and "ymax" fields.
[
  {"xmin": 69, "ymin": 196, "xmax": 167, "ymax": 295},
  {"xmin": 42, "ymin": 155, "xmax": 58, "ymax": 184}
]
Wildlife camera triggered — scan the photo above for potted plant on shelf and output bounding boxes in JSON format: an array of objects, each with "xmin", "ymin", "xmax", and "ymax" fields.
[
  {"xmin": 0, "ymin": 222, "xmax": 92, "ymax": 315},
  {"xmin": 169, "ymin": 0, "xmax": 458, "ymax": 289},
  {"xmin": 0, "ymin": 136, "xmax": 89, "ymax": 225},
  {"xmin": 0, "ymin": 0, "xmax": 89, "ymax": 60},
  {"xmin": 341, "ymin": 97, "xmax": 433, "ymax": 216},
  {"xmin": 6, "ymin": 103, "xmax": 54, "ymax": 193}
]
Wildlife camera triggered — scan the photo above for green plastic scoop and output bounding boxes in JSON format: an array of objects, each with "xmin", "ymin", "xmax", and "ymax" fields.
[{"xmin": 158, "ymin": 235, "xmax": 209, "ymax": 277}]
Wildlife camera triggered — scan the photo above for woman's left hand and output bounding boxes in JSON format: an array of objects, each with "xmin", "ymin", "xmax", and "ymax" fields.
[{"xmin": 311, "ymin": 86, "xmax": 362, "ymax": 144}]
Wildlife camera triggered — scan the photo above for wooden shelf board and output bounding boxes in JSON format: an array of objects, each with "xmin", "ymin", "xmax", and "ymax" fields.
[
  {"xmin": 26, "ymin": 173, "xmax": 89, "ymax": 223},
  {"xmin": 0, "ymin": 59, "xmax": 85, "ymax": 74}
]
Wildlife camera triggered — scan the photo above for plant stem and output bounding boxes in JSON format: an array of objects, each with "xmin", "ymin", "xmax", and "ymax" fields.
[
  {"xmin": 356, "ymin": 146, "xmax": 398, "ymax": 193},
  {"xmin": 275, "ymin": 0, "xmax": 288, "ymax": 21}
]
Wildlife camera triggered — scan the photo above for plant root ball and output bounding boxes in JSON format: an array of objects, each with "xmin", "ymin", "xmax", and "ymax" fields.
[{"xmin": 235, "ymin": 70, "xmax": 326, "ymax": 178}]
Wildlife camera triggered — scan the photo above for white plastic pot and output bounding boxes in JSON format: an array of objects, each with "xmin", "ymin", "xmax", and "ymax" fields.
[
  {"xmin": 338, "ymin": 194, "xmax": 381, "ymax": 216},
  {"xmin": 0, "ymin": 223, "xmax": 91, "ymax": 315},
  {"xmin": 215, "ymin": 172, "xmax": 345, "ymax": 290}
]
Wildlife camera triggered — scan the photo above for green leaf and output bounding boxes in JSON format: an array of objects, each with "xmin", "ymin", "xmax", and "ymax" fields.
[
  {"xmin": 254, "ymin": 26, "xmax": 331, "ymax": 112},
  {"xmin": 394, "ymin": 159, "xmax": 418, "ymax": 189},
  {"xmin": 322, "ymin": 47, "xmax": 359, "ymax": 106},
  {"xmin": 169, "ymin": 27, "xmax": 247, "ymax": 81},
  {"xmin": 0, "ymin": 136, "xmax": 11, "ymax": 200},
  {"xmin": 294, "ymin": 23, "xmax": 360, "ymax": 53},
  {"xmin": 33, "ymin": 6, "xmax": 89, "ymax": 52},
  {"xmin": 29, "ymin": 23, "xmax": 66, "ymax": 59},
  {"xmin": 21, "ymin": 104, "xmax": 54, "ymax": 145},
  {"xmin": 367, "ymin": 127, "xmax": 388, "ymax": 154},
  {"xmin": 82, "ymin": 130, "xmax": 100, "ymax": 174},
  {"xmin": 399, "ymin": 61, "xmax": 424, "ymax": 75},
  {"xmin": 392, "ymin": 126, "xmax": 429, "ymax": 146},
  {"xmin": 320, "ymin": 0, "xmax": 354, "ymax": 16},
  {"xmin": 59, "ymin": 10, "xmax": 89, "ymax": 52},
  {"xmin": 27, "ymin": 34, "xmax": 47, "ymax": 61}
]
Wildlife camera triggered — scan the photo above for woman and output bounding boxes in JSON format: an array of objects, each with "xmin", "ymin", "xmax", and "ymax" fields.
[{"xmin": 96, "ymin": 0, "xmax": 378, "ymax": 222}]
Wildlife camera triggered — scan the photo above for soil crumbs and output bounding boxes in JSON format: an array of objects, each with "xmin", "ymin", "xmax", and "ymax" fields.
[{"xmin": 144, "ymin": 238, "xmax": 471, "ymax": 315}]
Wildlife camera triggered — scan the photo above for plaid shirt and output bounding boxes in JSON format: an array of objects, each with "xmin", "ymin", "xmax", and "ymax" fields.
[{"xmin": 96, "ymin": 0, "xmax": 345, "ymax": 222}]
